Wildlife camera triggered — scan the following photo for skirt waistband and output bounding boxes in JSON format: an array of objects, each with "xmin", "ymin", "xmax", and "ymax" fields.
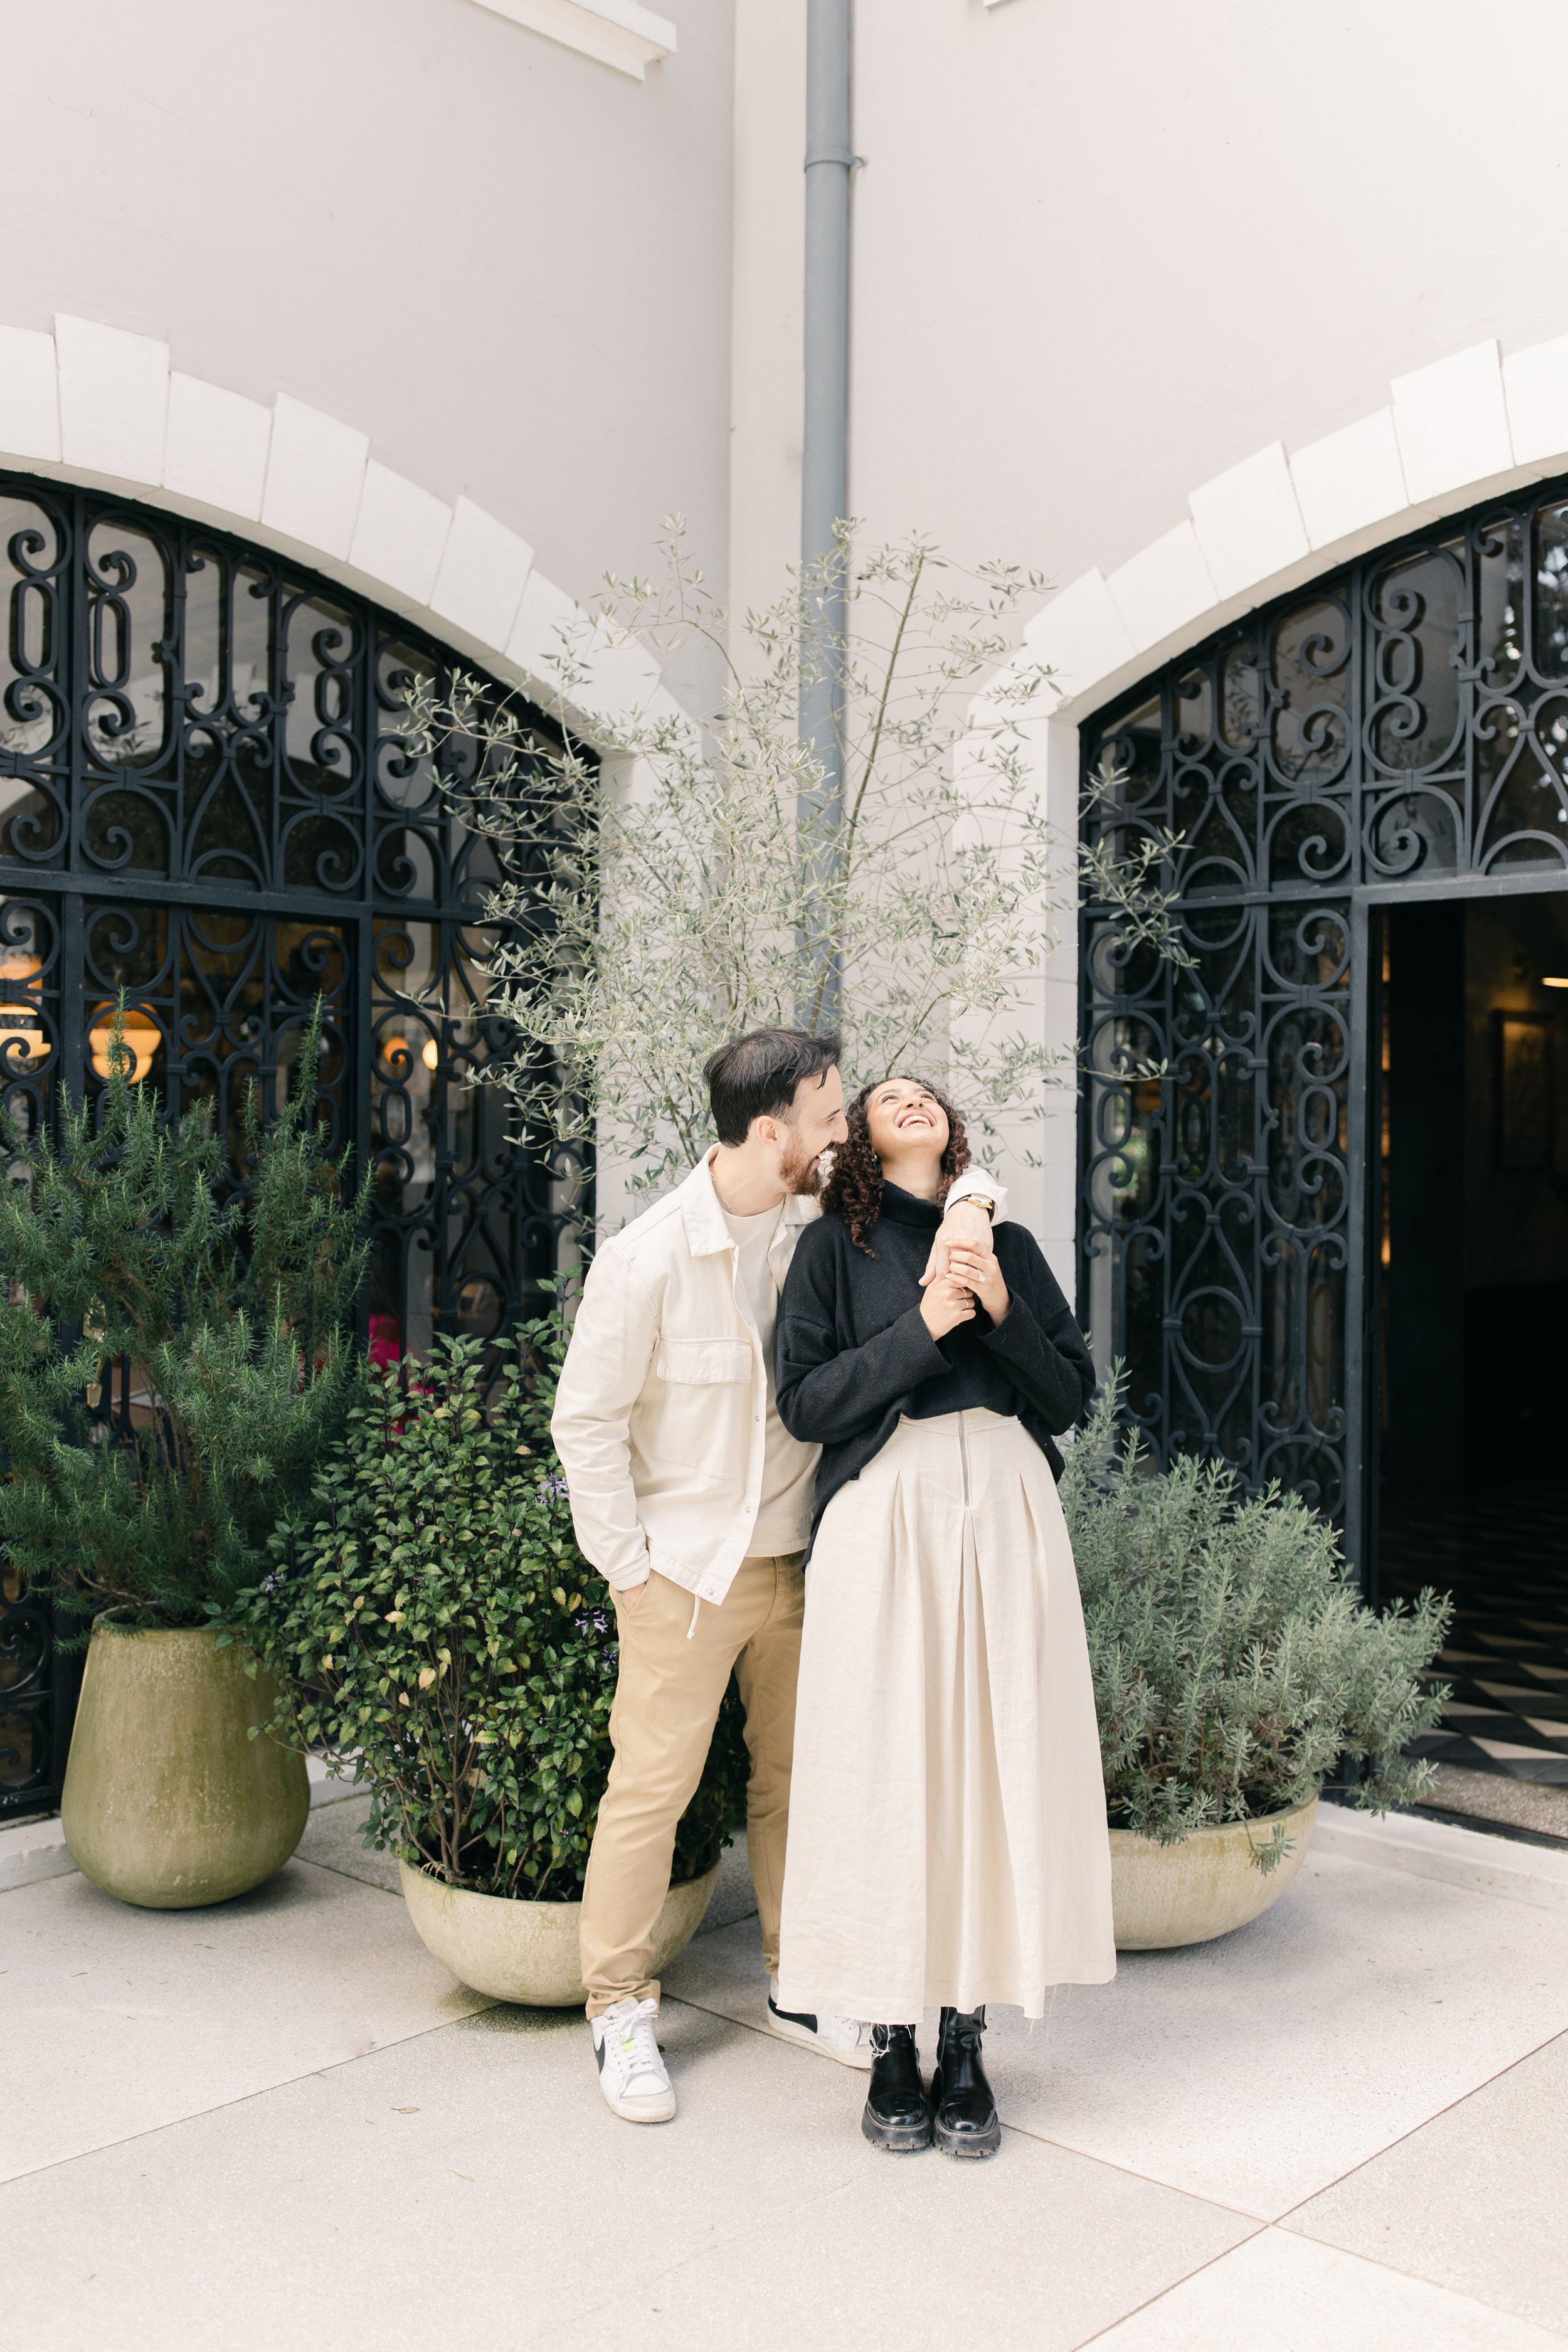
[{"xmin": 894, "ymin": 1407, "xmax": 1017, "ymax": 1433}]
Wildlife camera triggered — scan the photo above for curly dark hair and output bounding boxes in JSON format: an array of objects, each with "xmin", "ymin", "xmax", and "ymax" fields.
[{"xmin": 820, "ymin": 1076, "xmax": 972, "ymax": 1253}]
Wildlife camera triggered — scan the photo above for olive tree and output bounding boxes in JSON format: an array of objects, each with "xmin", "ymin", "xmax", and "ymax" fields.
[{"xmin": 400, "ymin": 525, "xmax": 1182, "ymax": 1198}]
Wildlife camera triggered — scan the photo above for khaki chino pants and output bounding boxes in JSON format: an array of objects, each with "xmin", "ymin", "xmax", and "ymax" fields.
[{"xmin": 579, "ymin": 1553, "xmax": 805, "ymax": 2017}]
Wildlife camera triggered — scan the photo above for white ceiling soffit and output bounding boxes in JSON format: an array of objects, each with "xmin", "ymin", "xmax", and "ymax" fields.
[
  {"xmin": 1010, "ymin": 334, "xmax": 1568, "ymax": 726},
  {"xmin": 468, "ymin": 0, "xmax": 676, "ymax": 79},
  {"xmin": 0, "ymin": 313, "xmax": 673, "ymax": 748}
]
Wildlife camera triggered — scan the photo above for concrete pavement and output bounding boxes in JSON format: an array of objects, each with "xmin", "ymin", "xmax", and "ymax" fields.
[{"xmin": 3, "ymin": 1799, "xmax": 1565, "ymax": 2351}]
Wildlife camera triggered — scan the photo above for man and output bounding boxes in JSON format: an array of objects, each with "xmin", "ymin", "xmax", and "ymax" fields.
[{"xmin": 551, "ymin": 1027, "xmax": 1006, "ymax": 2124}]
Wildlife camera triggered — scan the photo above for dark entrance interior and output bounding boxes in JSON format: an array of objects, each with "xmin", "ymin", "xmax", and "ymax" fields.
[{"xmin": 1379, "ymin": 889, "xmax": 1568, "ymax": 1828}]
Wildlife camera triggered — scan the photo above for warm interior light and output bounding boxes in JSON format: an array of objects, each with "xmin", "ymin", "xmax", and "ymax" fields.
[
  {"xmin": 1544, "ymin": 975, "xmax": 1568, "ymax": 989},
  {"xmin": 0, "ymin": 946, "xmax": 48, "ymax": 1066},
  {"xmin": 87, "ymin": 1007, "xmax": 162, "ymax": 1083},
  {"xmin": 421, "ymin": 1037, "xmax": 439, "ymax": 1071},
  {"xmin": 0, "ymin": 1014, "xmax": 48, "ymax": 1065}
]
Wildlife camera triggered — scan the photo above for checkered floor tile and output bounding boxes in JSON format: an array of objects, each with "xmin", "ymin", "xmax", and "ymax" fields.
[{"xmin": 1381, "ymin": 1484, "xmax": 1568, "ymax": 1788}]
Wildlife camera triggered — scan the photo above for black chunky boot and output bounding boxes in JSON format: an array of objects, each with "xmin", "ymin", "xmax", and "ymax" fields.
[
  {"xmin": 861, "ymin": 2024, "xmax": 932, "ymax": 2153},
  {"xmin": 930, "ymin": 2006, "xmax": 1001, "ymax": 2159}
]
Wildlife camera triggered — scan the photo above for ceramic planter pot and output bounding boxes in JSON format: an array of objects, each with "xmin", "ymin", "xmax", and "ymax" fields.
[
  {"xmin": 61, "ymin": 1623, "xmax": 309, "ymax": 1909},
  {"xmin": 400, "ymin": 1857, "xmax": 721, "ymax": 2006},
  {"xmin": 1109, "ymin": 1793, "xmax": 1318, "ymax": 1951}
]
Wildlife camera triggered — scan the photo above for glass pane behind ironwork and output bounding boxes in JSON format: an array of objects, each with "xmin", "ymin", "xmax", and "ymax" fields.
[
  {"xmin": 1081, "ymin": 474, "xmax": 1568, "ymax": 1534},
  {"xmin": 0, "ymin": 472, "xmax": 586, "ymax": 1818}
]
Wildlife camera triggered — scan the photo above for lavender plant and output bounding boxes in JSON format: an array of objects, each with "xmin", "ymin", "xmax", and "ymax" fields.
[{"xmin": 1061, "ymin": 1379, "xmax": 1452, "ymax": 1845}]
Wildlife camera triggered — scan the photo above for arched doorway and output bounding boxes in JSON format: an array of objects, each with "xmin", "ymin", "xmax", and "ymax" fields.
[
  {"xmin": 1080, "ymin": 474, "xmax": 1568, "ymax": 1823},
  {"xmin": 0, "ymin": 472, "xmax": 580, "ymax": 1820}
]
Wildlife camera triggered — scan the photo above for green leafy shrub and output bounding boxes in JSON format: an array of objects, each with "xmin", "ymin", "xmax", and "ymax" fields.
[
  {"xmin": 0, "ymin": 1006, "xmax": 366, "ymax": 1631},
  {"xmin": 1060, "ymin": 1383, "xmax": 1451, "ymax": 1842},
  {"xmin": 231, "ymin": 1315, "xmax": 749, "ymax": 1900}
]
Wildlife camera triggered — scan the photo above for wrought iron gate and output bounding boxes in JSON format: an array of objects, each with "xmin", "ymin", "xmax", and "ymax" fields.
[
  {"xmin": 1079, "ymin": 470, "xmax": 1568, "ymax": 1582},
  {"xmin": 0, "ymin": 473, "xmax": 580, "ymax": 1820}
]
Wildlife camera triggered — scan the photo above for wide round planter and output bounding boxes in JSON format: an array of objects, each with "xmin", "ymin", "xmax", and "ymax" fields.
[
  {"xmin": 61, "ymin": 1623, "xmax": 309, "ymax": 1909},
  {"xmin": 1109, "ymin": 1793, "xmax": 1318, "ymax": 1951},
  {"xmin": 400, "ymin": 1857, "xmax": 721, "ymax": 2006}
]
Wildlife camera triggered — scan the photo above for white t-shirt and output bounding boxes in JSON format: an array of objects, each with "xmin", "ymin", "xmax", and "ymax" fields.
[{"xmin": 722, "ymin": 1200, "xmax": 817, "ymax": 1557}]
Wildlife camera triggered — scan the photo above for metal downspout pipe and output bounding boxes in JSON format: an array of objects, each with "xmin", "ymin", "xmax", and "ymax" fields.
[{"xmin": 798, "ymin": 0, "xmax": 853, "ymax": 1024}]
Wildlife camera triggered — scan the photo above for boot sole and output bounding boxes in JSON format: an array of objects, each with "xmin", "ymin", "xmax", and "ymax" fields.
[
  {"xmin": 861, "ymin": 2110, "xmax": 933, "ymax": 2154},
  {"xmin": 933, "ymin": 2117, "xmax": 1001, "ymax": 2159}
]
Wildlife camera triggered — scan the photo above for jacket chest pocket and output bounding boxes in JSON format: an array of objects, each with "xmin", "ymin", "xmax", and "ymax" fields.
[{"xmin": 653, "ymin": 1336, "xmax": 753, "ymax": 1481}]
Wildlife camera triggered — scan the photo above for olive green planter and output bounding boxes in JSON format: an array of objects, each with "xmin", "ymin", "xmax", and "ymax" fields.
[
  {"xmin": 1109, "ymin": 1793, "xmax": 1318, "ymax": 1951},
  {"xmin": 61, "ymin": 1623, "xmax": 309, "ymax": 1909},
  {"xmin": 400, "ymin": 1857, "xmax": 719, "ymax": 2006}
]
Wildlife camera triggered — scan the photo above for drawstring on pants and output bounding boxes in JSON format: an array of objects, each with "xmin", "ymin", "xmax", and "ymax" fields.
[{"xmin": 687, "ymin": 1591, "xmax": 701, "ymax": 1640}]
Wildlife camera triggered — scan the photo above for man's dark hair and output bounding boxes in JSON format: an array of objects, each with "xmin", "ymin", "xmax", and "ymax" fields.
[{"xmin": 704, "ymin": 1027, "xmax": 842, "ymax": 1147}]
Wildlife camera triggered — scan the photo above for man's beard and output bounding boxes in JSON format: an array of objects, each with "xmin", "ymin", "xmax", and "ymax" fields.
[{"xmin": 779, "ymin": 1132, "xmax": 825, "ymax": 1197}]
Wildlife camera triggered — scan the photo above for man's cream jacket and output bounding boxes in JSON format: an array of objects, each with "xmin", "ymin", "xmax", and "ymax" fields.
[{"xmin": 551, "ymin": 1150, "xmax": 1006, "ymax": 1604}]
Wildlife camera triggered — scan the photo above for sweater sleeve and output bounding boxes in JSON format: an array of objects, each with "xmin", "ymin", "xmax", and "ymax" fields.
[
  {"xmin": 774, "ymin": 1226, "xmax": 949, "ymax": 1444},
  {"xmin": 946, "ymin": 1163, "xmax": 1008, "ymax": 1224},
  {"xmin": 978, "ymin": 1233, "xmax": 1096, "ymax": 1434}
]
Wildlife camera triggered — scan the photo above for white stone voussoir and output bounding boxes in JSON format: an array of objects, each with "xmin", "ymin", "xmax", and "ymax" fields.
[
  {"xmin": 573, "ymin": 633, "xmax": 664, "ymax": 729},
  {"xmin": 348, "ymin": 462, "xmax": 454, "ymax": 608},
  {"xmin": 55, "ymin": 314, "xmax": 169, "ymax": 486},
  {"xmin": 1502, "ymin": 332, "xmax": 1568, "ymax": 469},
  {"xmin": 162, "ymin": 373, "xmax": 272, "ymax": 521},
  {"xmin": 1188, "ymin": 442, "xmax": 1309, "ymax": 603},
  {"xmin": 430, "ymin": 495, "xmax": 534, "ymax": 653},
  {"xmin": 0, "ymin": 326, "xmax": 60, "ymax": 464},
  {"xmin": 260, "ymin": 393, "xmax": 370, "ymax": 561},
  {"xmin": 1288, "ymin": 409, "xmax": 1409, "ymax": 552},
  {"xmin": 1022, "ymin": 569, "xmax": 1135, "ymax": 703},
  {"xmin": 504, "ymin": 565, "xmax": 580, "ymax": 682},
  {"xmin": 1391, "ymin": 339, "xmax": 1513, "ymax": 506},
  {"xmin": 1106, "ymin": 520, "xmax": 1219, "ymax": 655}
]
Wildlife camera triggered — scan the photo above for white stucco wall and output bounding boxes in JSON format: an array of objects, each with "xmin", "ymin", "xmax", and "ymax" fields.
[
  {"xmin": 850, "ymin": 0, "xmax": 1568, "ymax": 580},
  {"xmin": 4, "ymin": 0, "xmax": 735, "ymax": 614},
  {"xmin": 728, "ymin": 0, "xmax": 1568, "ymax": 1268},
  {"xmin": 728, "ymin": 0, "xmax": 806, "ymax": 641}
]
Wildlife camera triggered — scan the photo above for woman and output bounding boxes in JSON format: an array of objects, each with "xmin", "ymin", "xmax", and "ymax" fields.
[{"xmin": 773, "ymin": 1076, "xmax": 1114, "ymax": 2160}]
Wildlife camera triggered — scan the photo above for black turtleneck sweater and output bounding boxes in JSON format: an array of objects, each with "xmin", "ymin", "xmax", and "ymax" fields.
[{"xmin": 774, "ymin": 1182, "xmax": 1095, "ymax": 1552}]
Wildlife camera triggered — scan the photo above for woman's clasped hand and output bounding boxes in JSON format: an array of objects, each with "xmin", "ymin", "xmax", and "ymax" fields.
[
  {"xmin": 937, "ymin": 1239, "xmax": 1010, "ymax": 1324},
  {"xmin": 919, "ymin": 1271, "xmax": 978, "ymax": 1338}
]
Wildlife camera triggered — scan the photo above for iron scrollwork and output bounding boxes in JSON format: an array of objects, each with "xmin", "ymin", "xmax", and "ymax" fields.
[
  {"xmin": 0, "ymin": 471, "xmax": 584, "ymax": 1817},
  {"xmin": 1081, "ymin": 472, "xmax": 1568, "ymax": 1542}
]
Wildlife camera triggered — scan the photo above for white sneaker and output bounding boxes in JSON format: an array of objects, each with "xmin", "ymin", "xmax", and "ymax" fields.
[
  {"xmin": 591, "ymin": 1997, "xmax": 677, "ymax": 2123},
  {"xmin": 766, "ymin": 1985, "xmax": 874, "ymax": 2070}
]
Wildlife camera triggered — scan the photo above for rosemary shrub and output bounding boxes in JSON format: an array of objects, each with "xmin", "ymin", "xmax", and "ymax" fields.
[
  {"xmin": 1060, "ymin": 1385, "xmax": 1451, "ymax": 1843},
  {"xmin": 231, "ymin": 1319, "xmax": 747, "ymax": 1900}
]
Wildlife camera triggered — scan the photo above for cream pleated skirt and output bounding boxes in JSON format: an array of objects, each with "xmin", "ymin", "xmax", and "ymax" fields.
[{"xmin": 776, "ymin": 1407, "xmax": 1115, "ymax": 2022}]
